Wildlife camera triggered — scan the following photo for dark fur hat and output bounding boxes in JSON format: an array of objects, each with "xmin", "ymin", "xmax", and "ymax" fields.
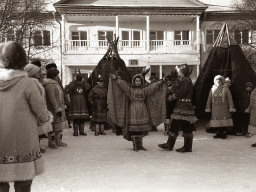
[
  {"xmin": 31, "ymin": 60, "xmax": 41, "ymax": 67},
  {"xmin": 0, "ymin": 41, "xmax": 27, "ymax": 69},
  {"xmin": 47, "ymin": 68, "xmax": 59, "ymax": 79},
  {"xmin": 46, "ymin": 63, "xmax": 57, "ymax": 71}
]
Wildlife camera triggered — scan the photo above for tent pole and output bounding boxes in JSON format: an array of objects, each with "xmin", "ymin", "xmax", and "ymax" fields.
[
  {"xmin": 226, "ymin": 23, "xmax": 231, "ymax": 45},
  {"xmin": 213, "ymin": 24, "xmax": 225, "ymax": 47},
  {"xmin": 219, "ymin": 24, "xmax": 226, "ymax": 47}
]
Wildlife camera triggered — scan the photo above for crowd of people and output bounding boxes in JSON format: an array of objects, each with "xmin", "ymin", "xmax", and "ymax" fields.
[{"xmin": 0, "ymin": 41, "xmax": 256, "ymax": 191}]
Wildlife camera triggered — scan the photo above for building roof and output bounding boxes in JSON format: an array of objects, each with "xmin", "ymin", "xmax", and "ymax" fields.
[
  {"xmin": 55, "ymin": 0, "xmax": 207, "ymax": 7},
  {"xmin": 54, "ymin": 0, "xmax": 208, "ymax": 15}
]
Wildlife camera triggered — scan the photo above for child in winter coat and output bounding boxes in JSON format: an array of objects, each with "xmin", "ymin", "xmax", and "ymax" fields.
[
  {"xmin": 88, "ymin": 75, "xmax": 108, "ymax": 136},
  {"xmin": 205, "ymin": 75, "xmax": 236, "ymax": 139},
  {"xmin": 245, "ymin": 86, "xmax": 256, "ymax": 144}
]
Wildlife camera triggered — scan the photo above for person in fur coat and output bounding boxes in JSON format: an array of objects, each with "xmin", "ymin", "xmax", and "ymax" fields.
[
  {"xmin": 24, "ymin": 64, "xmax": 53, "ymax": 153},
  {"xmin": 246, "ymin": 87, "xmax": 256, "ymax": 146},
  {"xmin": 44, "ymin": 68, "xmax": 68, "ymax": 148},
  {"xmin": 65, "ymin": 73, "xmax": 91, "ymax": 136},
  {"xmin": 205, "ymin": 75, "xmax": 236, "ymax": 139},
  {"xmin": 0, "ymin": 41, "xmax": 50, "ymax": 192},
  {"xmin": 88, "ymin": 75, "xmax": 108, "ymax": 136},
  {"xmin": 110, "ymin": 73, "xmax": 164, "ymax": 151},
  {"xmin": 158, "ymin": 64, "xmax": 196, "ymax": 153}
]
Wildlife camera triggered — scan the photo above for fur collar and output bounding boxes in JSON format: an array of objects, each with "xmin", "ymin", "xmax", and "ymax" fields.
[{"xmin": 0, "ymin": 68, "xmax": 27, "ymax": 81}]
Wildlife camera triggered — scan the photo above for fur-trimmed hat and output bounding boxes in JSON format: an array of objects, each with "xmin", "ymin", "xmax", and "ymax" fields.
[
  {"xmin": 47, "ymin": 68, "xmax": 59, "ymax": 79},
  {"xmin": 214, "ymin": 75, "xmax": 225, "ymax": 84},
  {"xmin": 132, "ymin": 74, "xmax": 144, "ymax": 85},
  {"xmin": 45, "ymin": 63, "xmax": 57, "ymax": 71},
  {"xmin": 224, "ymin": 77, "xmax": 231, "ymax": 87},
  {"xmin": 245, "ymin": 82, "xmax": 253, "ymax": 89},
  {"xmin": 97, "ymin": 75, "xmax": 103, "ymax": 82},
  {"xmin": 24, "ymin": 64, "xmax": 40, "ymax": 77},
  {"xmin": 175, "ymin": 64, "xmax": 191, "ymax": 78},
  {"xmin": 0, "ymin": 41, "xmax": 27, "ymax": 69},
  {"xmin": 31, "ymin": 60, "xmax": 41, "ymax": 67}
]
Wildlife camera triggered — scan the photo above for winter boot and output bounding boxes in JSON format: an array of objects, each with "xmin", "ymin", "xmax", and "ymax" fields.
[
  {"xmin": 0, "ymin": 182, "xmax": 10, "ymax": 192},
  {"xmin": 221, "ymin": 129, "xmax": 227, "ymax": 139},
  {"xmin": 164, "ymin": 123, "xmax": 169, "ymax": 136},
  {"xmin": 79, "ymin": 121, "xmax": 87, "ymax": 136},
  {"xmin": 158, "ymin": 132, "xmax": 178, "ymax": 151},
  {"xmin": 151, "ymin": 126, "xmax": 158, "ymax": 132},
  {"xmin": 131, "ymin": 135, "xmax": 139, "ymax": 152},
  {"xmin": 99, "ymin": 124, "xmax": 106, "ymax": 135},
  {"xmin": 95, "ymin": 124, "xmax": 100, "ymax": 136},
  {"xmin": 14, "ymin": 180, "xmax": 32, "ymax": 192},
  {"xmin": 48, "ymin": 132, "xmax": 57, "ymax": 149},
  {"xmin": 55, "ymin": 131, "xmax": 67, "ymax": 147},
  {"xmin": 251, "ymin": 143, "xmax": 256, "ymax": 147},
  {"xmin": 137, "ymin": 136, "xmax": 147, "ymax": 151},
  {"xmin": 213, "ymin": 131, "xmax": 222, "ymax": 139},
  {"xmin": 73, "ymin": 121, "xmax": 79, "ymax": 136},
  {"xmin": 176, "ymin": 133, "xmax": 193, "ymax": 153}
]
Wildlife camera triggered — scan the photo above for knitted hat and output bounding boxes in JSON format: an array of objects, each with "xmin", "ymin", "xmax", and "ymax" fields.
[
  {"xmin": 31, "ymin": 60, "xmax": 41, "ymax": 67},
  {"xmin": 45, "ymin": 63, "xmax": 57, "ymax": 71},
  {"xmin": 214, "ymin": 75, "xmax": 225, "ymax": 84},
  {"xmin": 0, "ymin": 41, "xmax": 27, "ymax": 69},
  {"xmin": 47, "ymin": 68, "xmax": 59, "ymax": 79},
  {"xmin": 175, "ymin": 64, "xmax": 191, "ymax": 78},
  {"xmin": 245, "ymin": 82, "xmax": 253, "ymax": 89},
  {"xmin": 24, "ymin": 64, "xmax": 40, "ymax": 77}
]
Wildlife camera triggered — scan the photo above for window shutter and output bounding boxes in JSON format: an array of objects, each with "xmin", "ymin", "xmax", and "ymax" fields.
[{"xmin": 43, "ymin": 30, "xmax": 51, "ymax": 46}]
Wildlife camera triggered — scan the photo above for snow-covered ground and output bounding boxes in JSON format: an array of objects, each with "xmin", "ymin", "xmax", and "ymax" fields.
[{"xmin": 11, "ymin": 120, "xmax": 256, "ymax": 192}]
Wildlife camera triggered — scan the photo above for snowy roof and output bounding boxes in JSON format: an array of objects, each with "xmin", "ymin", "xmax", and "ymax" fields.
[
  {"xmin": 198, "ymin": 0, "xmax": 238, "ymax": 12},
  {"xmin": 55, "ymin": 0, "xmax": 207, "ymax": 8}
]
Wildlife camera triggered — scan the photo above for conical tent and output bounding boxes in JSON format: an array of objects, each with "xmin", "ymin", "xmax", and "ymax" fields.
[
  {"xmin": 88, "ymin": 36, "xmax": 131, "ymax": 88},
  {"xmin": 192, "ymin": 23, "xmax": 256, "ymax": 119}
]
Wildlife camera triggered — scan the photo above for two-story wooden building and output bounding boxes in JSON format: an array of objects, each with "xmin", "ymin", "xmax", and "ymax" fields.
[{"xmin": 54, "ymin": 0, "xmax": 209, "ymax": 85}]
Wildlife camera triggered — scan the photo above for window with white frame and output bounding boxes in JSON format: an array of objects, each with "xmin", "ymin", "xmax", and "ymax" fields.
[
  {"xmin": 71, "ymin": 31, "xmax": 88, "ymax": 46},
  {"xmin": 206, "ymin": 29, "xmax": 220, "ymax": 45},
  {"xmin": 150, "ymin": 31, "xmax": 164, "ymax": 47},
  {"xmin": 121, "ymin": 31, "xmax": 129, "ymax": 47},
  {"xmin": 132, "ymin": 30, "xmax": 141, "ymax": 47},
  {"xmin": 98, "ymin": 31, "xmax": 114, "ymax": 47},
  {"xmin": 234, "ymin": 30, "xmax": 249, "ymax": 44},
  {"xmin": 33, "ymin": 30, "xmax": 51, "ymax": 47},
  {"xmin": 174, "ymin": 31, "xmax": 190, "ymax": 45}
]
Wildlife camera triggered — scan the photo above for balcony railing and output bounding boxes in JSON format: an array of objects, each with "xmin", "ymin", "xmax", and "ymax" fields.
[{"xmin": 65, "ymin": 40, "xmax": 196, "ymax": 53}]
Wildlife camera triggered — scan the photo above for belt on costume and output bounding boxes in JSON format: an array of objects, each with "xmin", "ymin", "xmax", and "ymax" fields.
[{"xmin": 178, "ymin": 99, "xmax": 191, "ymax": 102}]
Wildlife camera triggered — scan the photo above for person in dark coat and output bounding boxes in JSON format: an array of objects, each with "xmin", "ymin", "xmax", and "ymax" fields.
[
  {"xmin": 164, "ymin": 72, "xmax": 180, "ymax": 136},
  {"xmin": 234, "ymin": 82, "xmax": 254, "ymax": 136},
  {"xmin": 88, "ymin": 75, "xmax": 108, "ymax": 136},
  {"xmin": 65, "ymin": 74, "xmax": 91, "ymax": 136},
  {"xmin": 158, "ymin": 64, "xmax": 196, "ymax": 153}
]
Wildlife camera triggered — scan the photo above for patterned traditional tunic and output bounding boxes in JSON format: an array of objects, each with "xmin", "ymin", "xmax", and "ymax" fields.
[
  {"xmin": 65, "ymin": 80, "xmax": 90, "ymax": 120},
  {"xmin": 171, "ymin": 77, "xmax": 196, "ymax": 124},
  {"xmin": 206, "ymin": 84, "xmax": 236, "ymax": 128},
  {"xmin": 116, "ymin": 79, "xmax": 163, "ymax": 132},
  {"xmin": 247, "ymin": 88, "xmax": 256, "ymax": 134},
  {"xmin": 88, "ymin": 84, "xmax": 108, "ymax": 123}
]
